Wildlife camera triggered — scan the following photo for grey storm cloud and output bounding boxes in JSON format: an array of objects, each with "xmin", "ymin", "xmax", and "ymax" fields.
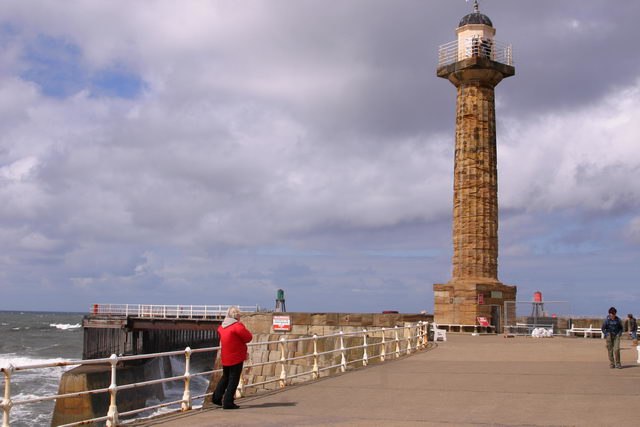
[{"xmin": 0, "ymin": 0, "xmax": 639, "ymax": 314}]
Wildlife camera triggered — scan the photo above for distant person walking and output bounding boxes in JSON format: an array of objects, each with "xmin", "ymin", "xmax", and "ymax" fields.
[
  {"xmin": 601, "ymin": 307, "xmax": 624, "ymax": 369},
  {"xmin": 625, "ymin": 313, "xmax": 637, "ymax": 346},
  {"xmin": 212, "ymin": 306, "xmax": 253, "ymax": 409}
]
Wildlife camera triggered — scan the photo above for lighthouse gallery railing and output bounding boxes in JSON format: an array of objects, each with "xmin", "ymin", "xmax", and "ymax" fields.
[{"xmin": 438, "ymin": 38, "xmax": 513, "ymax": 67}]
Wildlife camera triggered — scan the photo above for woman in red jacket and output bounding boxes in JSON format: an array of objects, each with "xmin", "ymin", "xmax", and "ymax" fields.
[{"xmin": 212, "ymin": 306, "xmax": 253, "ymax": 409}]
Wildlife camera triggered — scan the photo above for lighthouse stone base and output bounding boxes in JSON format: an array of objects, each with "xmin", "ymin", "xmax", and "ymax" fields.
[{"xmin": 433, "ymin": 281, "xmax": 516, "ymax": 332}]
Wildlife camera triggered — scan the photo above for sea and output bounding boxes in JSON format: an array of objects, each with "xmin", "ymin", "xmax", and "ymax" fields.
[{"xmin": 0, "ymin": 311, "xmax": 211, "ymax": 427}]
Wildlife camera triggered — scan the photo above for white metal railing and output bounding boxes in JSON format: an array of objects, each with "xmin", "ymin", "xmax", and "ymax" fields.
[
  {"xmin": 433, "ymin": 323, "xmax": 496, "ymax": 334},
  {"xmin": 1, "ymin": 322, "xmax": 430, "ymax": 427},
  {"xmin": 504, "ymin": 323, "xmax": 555, "ymax": 336},
  {"xmin": 90, "ymin": 304, "xmax": 261, "ymax": 319},
  {"xmin": 438, "ymin": 38, "xmax": 513, "ymax": 67}
]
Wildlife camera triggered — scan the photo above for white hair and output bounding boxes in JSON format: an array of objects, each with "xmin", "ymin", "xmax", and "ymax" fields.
[{"xmin": 226, "ymin": 306, "xmax": 241, "ymax": 319}]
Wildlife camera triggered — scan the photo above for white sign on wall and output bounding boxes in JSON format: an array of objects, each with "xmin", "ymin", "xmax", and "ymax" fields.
[{"xmin": 273, "ymin": 315, "xmax": 291, "ymax": 332}]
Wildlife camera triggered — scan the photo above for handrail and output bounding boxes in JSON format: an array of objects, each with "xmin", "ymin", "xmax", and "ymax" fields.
[
  {"xmin": 438, "ymin": 38, "xmax": 513, "ymax": 67},
  {"xmin": 1, "ymin": 322, "xmax": 430, "ymax": 426},
  {"xmin": 89, "ymin": 303, "xmax": 261, "ymax": 319}
]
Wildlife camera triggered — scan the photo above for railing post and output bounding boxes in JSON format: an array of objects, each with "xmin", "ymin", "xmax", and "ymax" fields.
[
  {"xmin": 181, "ymin": 347, "xmax": 192, "ymax": 411},
  {"xmin": 380, "ymin": 328, "xmax": 386, "ymax": 362},
  {"xmin": 312, "ymin": 334, "xmax": 319, "ymax": 379},
  {"xmin": 279, "ymin": 337, "xmax": 287, "ymax": 388},
  {"xmin": 394, "ymin": 326, "xmax": 400, "ymax": 358},
  {"xmin": 636, "ymin": 344, "xmax": 640, "ymax": 364},
  {"xmin": 236, "ymin": 366, "xmax": 245, "ymax": 398},
  {"xmin": 339, "ymin": 331, "xmax": 347, "ymax": 372},
  {"xmin": 1, "ymin": 365, "xmax": 14, "ymax": 427},
  {"xmin": 106, "ymin": 354, "xmax": 119, "ymax": 427},
  {"xmin": 406, "ymin": 326, "xmax": 412, "ymax": 355},
  {"xmin": 422, "ymin": 322, "xmax": 428, "ymax": 347},
  {"xmin": 362, "ymin": 329, "xmax": 368, "ymax": 367}
]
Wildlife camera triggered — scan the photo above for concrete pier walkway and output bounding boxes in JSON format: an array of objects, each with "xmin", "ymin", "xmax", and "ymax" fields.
[{"xmin": 137, "ymin": 335, "xmax": 640, "ymax": 426}]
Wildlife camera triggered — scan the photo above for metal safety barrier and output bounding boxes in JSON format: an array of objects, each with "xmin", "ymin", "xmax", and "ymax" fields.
[
  {"xmin": 90, "ymin": 303, "xmax": 261, "ymax": 319},
  {"xmin": 1, "ymin": 322, "xmax": 430, "ymax": 426},
  {"xmin": 438, "ymin": 38, "xmax": 513, "ymax": 67}
]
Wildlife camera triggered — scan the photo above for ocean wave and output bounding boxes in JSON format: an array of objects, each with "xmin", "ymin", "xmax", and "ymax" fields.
[
  {"xmin": 0, "ymin": 353, "xmax": 72, "ymax": 370},
  {"xmin": 7, "ymin": 406, "xmax": 54, "ymax": 427},
  {"xmin": 136, "ymin": 402, "xmax": 204, "ymax": 422},
  {"xmin": 12, "ymin": 392, "xmax": 46, "ymax": 401},
  {"xmin": 50, "ymin": 323, "xmax": 82, "ymax": 330}
]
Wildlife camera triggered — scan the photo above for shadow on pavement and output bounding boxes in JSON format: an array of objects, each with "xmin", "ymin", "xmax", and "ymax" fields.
[{"xmin": 241, "ymin": 402, "xmax": 297, "ymax": 409}]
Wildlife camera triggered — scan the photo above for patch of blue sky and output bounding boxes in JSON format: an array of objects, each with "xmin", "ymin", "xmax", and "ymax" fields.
[
  {"xmin": 362, "ymin": 249, "xmax": 441, "ymax": 258},
  {"xmin": 20, "ymin": 35, "xmax": 86, "ymax": 97},
  {"xmin": 90, "ymin": 66, "xmax": 146, "ymax": 99},
  {"xmin": 1, "ymin": 21, "xmax": 19, "ymax": 38},
  {"xmin": 20, "ymin": 34, "xmax": 144, "ymax": 99},
  {"xmin": 528, "ymin": 230, "xmax": 604, "ymax": 256},
  {"xmin": 249, "ymin": 247, "xmax": 329, "ymax": 258}
]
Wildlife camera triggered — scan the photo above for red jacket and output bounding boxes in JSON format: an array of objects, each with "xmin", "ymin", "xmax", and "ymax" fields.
[{"xmin": 218, "ymin": 321, "xmax": 253, "ymax": 366}]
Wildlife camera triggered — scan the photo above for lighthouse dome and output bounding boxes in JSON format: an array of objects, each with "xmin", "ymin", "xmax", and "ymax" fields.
[{"xmin": 458, "ymin": 11, "xmax": 493, "ymax": 28}]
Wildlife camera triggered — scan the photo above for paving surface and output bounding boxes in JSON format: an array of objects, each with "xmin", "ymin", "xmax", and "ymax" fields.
[{"xmin": 135, "ymin": 335, "xmax": 640, "ymax": 426}]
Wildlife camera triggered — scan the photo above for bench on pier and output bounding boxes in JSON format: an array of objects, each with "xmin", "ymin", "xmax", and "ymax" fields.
[
  {"xmin": 432, "ymin": 323, "xmax": 447, "ymax": 342},
  {"xmin": 504, "ymin": 323, "xmax": 554, "ymax": 336},
  {"xmin": 436, "ymin": 323, "xmax": 496, "ymax": 334},
  {"xmin": 566, "ymin": 325, "xmax": 604, "ymax": 339},
  {"xmin": 437, "ymin": 323, "xmax": 495, "ymax": 334}
]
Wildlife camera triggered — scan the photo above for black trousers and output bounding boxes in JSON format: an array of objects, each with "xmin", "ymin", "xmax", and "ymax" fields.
[{"xmin": 213, "ymin": 362, "xmax": 244, "ymax": 406}]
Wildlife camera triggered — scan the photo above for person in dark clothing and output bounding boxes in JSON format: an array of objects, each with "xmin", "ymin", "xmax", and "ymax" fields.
[
  {"xmin": 625, "ymin": 313, "xmax": 637, "ymax": 346},
  {"xmin": 601, "ymin": 307, "xmax": 624, "ymax": 368},
  {"xmin": 212, "ymin": 306, "xmax": 253, "ymax": 409}
]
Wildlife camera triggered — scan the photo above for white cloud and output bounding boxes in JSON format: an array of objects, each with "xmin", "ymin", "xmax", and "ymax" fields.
[
  {"xmin": 0, "ymin": 156, "xmax": 38, "ymax": 181},
  {"xmin": 500, "ymin": 78, "xmax": 640, "ymax": 214},
  {"xmin": 0, "ymin": 1, "xmax": 639, "ymax": 314},
  {"xmin": 629, "ymin": 217, "xmax": 640, "ymax": 243},
  {"xmin": 19, "ymin": 231, "xmax": 59, "ymax": 251}
]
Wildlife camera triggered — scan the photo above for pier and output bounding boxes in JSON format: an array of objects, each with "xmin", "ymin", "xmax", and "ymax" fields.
[
  {"xmin": 83, "ymin": 304, "xmax": 259, "ymax": 358},
  {"xmin": 137, "ymin": 334, "xmax": 640, "ymax": 427},
  {"xmin": 3, "ymin": 310, "xmax": 640, "ymax": 426}
]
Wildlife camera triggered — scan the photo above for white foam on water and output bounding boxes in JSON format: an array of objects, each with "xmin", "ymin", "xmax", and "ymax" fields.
[
  {"xmin": 49, "ymin": 323, "xmax": 82, "ymax": 330},
  {"xmin": 135, "ymin": 401, "xmax": 204, "ymax": 423},
  {"xmin": 7, "ymin": 405, "xmax": 52, "ymax": 427},
  {"xmin": 0, "ymin": 353, "xmax": 71, "ymax": 369},
  {"xmin": 0, "ymin": 354, "xmax": 70, "ymax": 427},
  {"xmin": 135, "ymin": 404, "xmax": 182, "ymax": 421},
  {"xmin": 12, "ymin": 392, "xmax": 45, "ymax": 401}
]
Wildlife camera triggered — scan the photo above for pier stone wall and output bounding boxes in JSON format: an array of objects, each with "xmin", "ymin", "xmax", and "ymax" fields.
[{"xmin": 203, "ymin": 311, "xmax": 430, "ymax": 406}]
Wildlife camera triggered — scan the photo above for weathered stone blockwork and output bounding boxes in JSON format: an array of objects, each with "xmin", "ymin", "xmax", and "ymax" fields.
[
  {"xmin": 433, "ymin": 281, "xmax": 516, "ymax": 326},
  {"xmin": 434, "ymin": 56, "xmax": 517, "ymax": 329},
  {"xmin": 203, "ymin": 312, "xmax": 429, "ymax": 405},
  {"xmin": 453, "ymin": 83, "xmax": 498, "ymax": 280}
]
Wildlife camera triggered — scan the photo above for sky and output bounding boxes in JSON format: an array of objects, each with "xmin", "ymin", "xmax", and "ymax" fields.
[{"xmin": 0, "ymin": 0, "xmax": 639, "ymax": 316}]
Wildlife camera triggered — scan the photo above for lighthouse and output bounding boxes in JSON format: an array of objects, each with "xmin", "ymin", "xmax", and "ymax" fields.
[{"xmin": 433, "ymin": 1, "xmax": 517, "ymax": 331}]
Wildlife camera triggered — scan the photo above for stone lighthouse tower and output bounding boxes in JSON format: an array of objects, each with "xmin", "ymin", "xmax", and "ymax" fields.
[{"xmin": 433, "ymin": 1, "xmax": 516, "ymax": 331}]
